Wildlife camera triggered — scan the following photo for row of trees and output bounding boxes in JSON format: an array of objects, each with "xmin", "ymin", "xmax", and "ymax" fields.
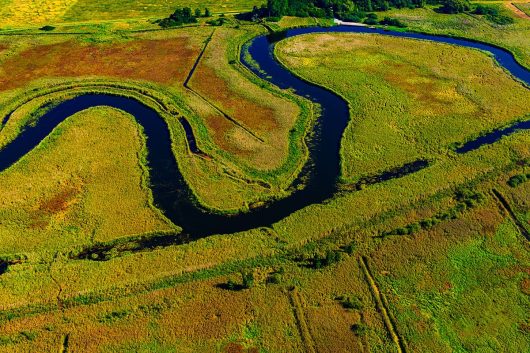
[
  {"xmin": 251, "ymin": 0, "xmax": 513, "ymax": 23},
  {"xmin": 254, "ymin": 0, "xmax": 439, "ymax": 20}
]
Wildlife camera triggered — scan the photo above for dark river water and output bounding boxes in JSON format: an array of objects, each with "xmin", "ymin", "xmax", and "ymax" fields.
[{"xmin": 0, "ymin": 26, "xmax": 529, "ymax": 240}]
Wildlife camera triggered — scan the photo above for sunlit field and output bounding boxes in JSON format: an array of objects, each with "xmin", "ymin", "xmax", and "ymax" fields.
[{"xmin": 0, "ymin": 1, "xmax": 529, "ymax": 352}]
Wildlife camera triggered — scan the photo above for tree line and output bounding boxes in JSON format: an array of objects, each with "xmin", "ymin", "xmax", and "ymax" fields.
[
  {"xmin": 249, "ymin": 0, "xmax": 513, "ymax": 24},
  {"xmin": 251, "ymin": 0, "xmax": 438, "ymax": 21}
]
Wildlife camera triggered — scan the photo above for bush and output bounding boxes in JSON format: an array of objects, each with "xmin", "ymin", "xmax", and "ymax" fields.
[
  {"xmin": 364, "ymin": 13, "xmax": 378, "ymax": 25},
  {"xmin": 339, "ymin": 295, "xmax": 364, "ymax": 310},
  {"xmin": 438, "ymin": 0, "xmax": 471, "ymax": 14},
  {"xmin": 207, "ymin": 18, "xmax": 227, "ymax": 26},
  {"xmin": 487, "ymin": 14, "xmax": 514, "ymax": 25},
  {"xmin": 473, "ymin": 4, "xmax": 498, "ymax": 16},
  {"xmin": 351, "ymin": 323, "xmax": 369, "ymax": 336},
  {"xmin": 39, "ymin": 25, "xmax": 55, "ymax": 31},
  {"xmin": 305, "ymin": 249, "xmax": 343, "ymax": 269},
  {"xmin": 226, "ymin": 278, "xmax": 237, "ymax": 290},
  {"xmin": 382, "ymin": 189, "xmax": 485, "ymax": 237},
  {"xmin": 158, "ymin": 7, "xmax": 197, "ymax": 28},
  {"xmin": 343, "ymin": 242, "xmax": 356, "ymax": 255},
  {"xmin": 267, "ymin": 272, "xmax": 282, "ymax": 284},
  {"xmin": 473, "ymin": 4, "xmax": 514, "ymax": 25},
  {"xmin": 241, "ymin": 271, "xmax": 254, "ymax": 289},
  {"xmin": 380, "ymin": 17, "xmax": 406, "ymax": 28},
  {"xmin": 508, "ymin": 174, "xmax": 528, "ymax": 187}
]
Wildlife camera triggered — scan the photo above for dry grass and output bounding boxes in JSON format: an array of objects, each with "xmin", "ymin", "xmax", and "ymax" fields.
[
  {"xmin": 190, "ymin": 27, "xmax": 301, "ymax": 170},
  {"xmin": 0, "ymin": 0, "xmax": 259, "ymax": 27},
  {"xmin": 0, "ymin": 106, "xmax": 173, "ymax": 253},
  {"xmin": 0, "ymin": 36, "xmax": 199, "ymax": 92},
  {"xmin": 0, "ymin": 272, "xmax": 302, "ymax": 352}
]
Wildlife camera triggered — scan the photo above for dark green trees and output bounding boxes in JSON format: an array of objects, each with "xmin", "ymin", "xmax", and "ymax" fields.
[
  {"xmin": 438, "ymin": 0, "xmax": 471, "ymax": 14},
  {"xmin": 158, "ymin": 7, "xmax": 197, "ymax": 28}
]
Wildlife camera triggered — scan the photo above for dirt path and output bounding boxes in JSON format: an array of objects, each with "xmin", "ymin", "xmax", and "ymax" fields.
[
  {"xmin": 288, "ymin": 288, "xmax": 318, "ymax": 353},
  {"xmin": 359, "ymin": 256, "xmax": 407, "ymax": 353},
  {"xmin": 506, "ymin": 2, "xmax": 530, "ymax": 19},
  {"xmin": 491, "ymin": 188, "xmax": 530, "ymax": 241}
]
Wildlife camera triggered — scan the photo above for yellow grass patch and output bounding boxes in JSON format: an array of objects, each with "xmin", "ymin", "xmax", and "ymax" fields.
[{"xmin": 0, "ymin": 106, "xmax": 173, "ymax": 253}]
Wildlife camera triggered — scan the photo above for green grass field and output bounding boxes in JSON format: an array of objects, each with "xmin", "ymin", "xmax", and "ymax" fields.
[
  {"xmin": 275, "ymin": 32, "xmax": 530, "ymax": 182},
  {"xmin": 382, "ymin": 4, "xmax": 530, "ymax": 69},
  {"xmin": 0, "ymin": 3, "xmax": 529, "ymax": 352},
  {"xmin": 0, "ymin": 0, "xmax": 262, "ymax": 27}
]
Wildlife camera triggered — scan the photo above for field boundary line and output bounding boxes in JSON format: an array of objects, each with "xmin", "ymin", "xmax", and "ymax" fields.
[
  {"xmin": 184, "ymin": 29, "xmax": 265, "ymax": 143},
  {"xmin": 508, "ymin": 2, "xmax": 530, "ymax": 20},
  {"xmin": 184, "ymin": 29, "xmax": 216, "ymax": 88},
  {"xmin": 60, "ymin": 333, "xmax": 70, "ymax": 353},
  {"xmin": 491, "ymin": 188, "xmax": 530, "ymax": 241},
  {"xmin": 359, "ymin": 256, "xmax": 407, "ymax": 353},
  {"xmin": 287, "ymin": 288, "xmax": 318, "ymax": 353}
]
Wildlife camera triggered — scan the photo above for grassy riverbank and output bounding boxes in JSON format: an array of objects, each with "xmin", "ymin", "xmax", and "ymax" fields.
[
  {"xmin": 275, "ymin": 32, "xmax": 530, "ymax": 183},
  {"xmin": 382, "ymin": 4, "xmax": 530, "ymax": 70},
  {"xmin": 0, "ymin": 24, "xmax": 314, "ymax": 213},
  {"xmin": 0, "ymin": 107, "xmax": 175, "ymax": 253}
]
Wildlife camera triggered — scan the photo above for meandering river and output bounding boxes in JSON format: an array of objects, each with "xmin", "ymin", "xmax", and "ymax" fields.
[{"xmin": 0, "ymin": 26, "xmax": 529, "ymax": 238}]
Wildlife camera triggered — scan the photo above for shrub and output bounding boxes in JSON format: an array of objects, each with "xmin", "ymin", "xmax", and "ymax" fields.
[
  {"xmin": 39, "ymin": 25, "xmax": 55, "ymax": 31},
  {"xmin": 364, "ymin": 13, "xmax": 378, "ymax": 25},
  {"xmin": 339, "ymin": 295, "xmax": 364, "ymax": 310},
  {"xmin": 241, "ymin": 271, "xmax": 254, "ymax": 289},
  {"xmin": 305, "ymin": 249, "xmax": 343, "ymax": 269},
  {"xmin": 226, "ymin": 278, "xmax": 238, "ymax": 290},
  {"xmin": 438, "ymin": 0, "xmax": 471, "ymax": 14},
  {"xmin": 343, "ymin": 242, "xmax": 356, "ymax": 255},
  {"xmin": 158, "ymin": 7, "xmax": 197, "ymax": 28},
  {"xmin": 473, "ymin": 4, "xmax": 514, "ymax": 25},
  {"xmin": 380, "ymin": 17, "xmax": 406, "ymax": 28},
  {"xmin": 508, "ymin": 174, "xmax": 528, "ymax": 187},
  {"xmin": 351, "ymin": 323, "xmax": 369, "ymax": 336},
  {"xmin": 488, "ymin": 14, "xmax": 514, "ymax": 25},
  {"xmin": 267, "ymin": 272, "xmax": 282, "ymax": 284},
  {"xmin": 207, "ymin": 18, "xmax": 227, "ymax": 26}
]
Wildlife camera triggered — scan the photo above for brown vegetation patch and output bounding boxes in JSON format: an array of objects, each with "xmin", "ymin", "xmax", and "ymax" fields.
[
  {"xmin": 223, "ymin": 342, "xmax": 259, "ymax": 353},
  {"xmin": 29, "ymin": 185, "xmax": 80, "ymax": 230},
  {"xmin": 379, "ymin": 60, "xmax": 471, "ymax": 116},
  {"xmin": 38, "ymin": 186, "xmax": 79, "ymax": 215},
  {"xmin": 204, "ymin": 113, "xmax": 252, "ymax": 158},
  {"xmin": 0, "ymin": 37, "xmax": 198, "ymax": 91},
  {"xmin": 522, "ymin": 277, "xmax": 530, "ymax": 295},
  {"xmin": 192, "ymin": 64, "xmax": 279, "ymax": 133}
]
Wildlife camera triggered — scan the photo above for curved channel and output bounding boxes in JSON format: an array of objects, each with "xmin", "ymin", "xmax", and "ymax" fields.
[{"xmin": 0, "ymin": 26, "xmax": 529, "ymax": 239}]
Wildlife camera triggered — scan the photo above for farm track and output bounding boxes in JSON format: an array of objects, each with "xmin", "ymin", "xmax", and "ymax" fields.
[
  {"xmin": 507, "ymin": 2, "xmax": 530, "ymax": 20},
  {"xmin": 359, "ymin": 256, "xmax": 407, "ymax": 353},
  {"xmin": 491, "ymin": 188, "xmax": 530, "ymax": 241},
  {"xmin": 288, "ymin": 288, "xmax": 318, "ymax": 353}
]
